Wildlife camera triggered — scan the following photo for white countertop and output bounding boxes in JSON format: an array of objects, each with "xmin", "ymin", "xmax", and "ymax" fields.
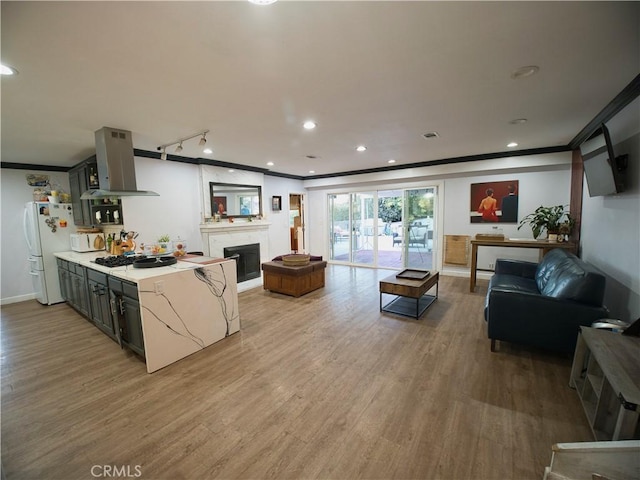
[{"xmin": 54, "ymin": 251, "xmax": 231, "ymax": 283}]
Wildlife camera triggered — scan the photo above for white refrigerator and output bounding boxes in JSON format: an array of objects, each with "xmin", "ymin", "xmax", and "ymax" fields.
[{"xmin": 23, "ymin": 202, "xmax": 77, "ymax": 305}]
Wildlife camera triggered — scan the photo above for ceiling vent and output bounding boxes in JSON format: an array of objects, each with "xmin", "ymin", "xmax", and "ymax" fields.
[{"xmin": 422, "ymin": 132, "xmax": 439, "ymax": 139}]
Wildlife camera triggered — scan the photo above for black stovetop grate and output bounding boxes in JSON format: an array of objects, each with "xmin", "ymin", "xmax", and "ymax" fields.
[{"xmin": 93, "ymin": 256, "xmax": 140, "ymax": 267}]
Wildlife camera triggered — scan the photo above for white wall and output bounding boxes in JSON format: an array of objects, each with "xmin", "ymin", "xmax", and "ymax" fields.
[
  {"xmin": 305, "ymin": 152, "xmax": 572, "ymax": 275},
  {"xmin": 443, "ymin": 166, "xmax": 570, "ymax": 273},
  {"xmin": 1, "ymin": 169, "xmax": 71, "ymax": 303},
  {"xmin": 120, "ymin": 156, "xmax": 202, "ymax": 252},
  {"xmin": 4, "ymin": 122, "xmax": 637, "ymax": 317},
  {"xmin": 200, "ymin": 165, "xmax": 263, "ymax": 220},
  {"xmin": 581, "ymin": 125, "xmax": 640, "ymax": 322},
  {"xmin": 199, "ymin": 165, "xmax": 304, "ymax": 258},
  {"xmin": 263, "ymin": 175, "xmax": 306, "ymax": 258}
]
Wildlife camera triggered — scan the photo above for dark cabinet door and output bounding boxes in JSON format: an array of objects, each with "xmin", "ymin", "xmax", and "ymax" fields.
[
  {"xmin": 108, "ymin": 277, "xmax": 145, "ymax": 358},
  {"xmin": 69, "ymin": 160, "xmax": 96, "ymax": 226},
  {"xmin": 56, "ymin": 260, "xmax": 70, "ymax": 301},
  {"xmin": 88, "ymin": 278, "xmax": 115, "ymax": 339},
  {"xmin": 70, "ymin": 268, "xmax": 90, "ymax": 317},
  {"xmin": 69, "ymin": 169, "xmax": 85, "ymax": 225},
  {"xmin": 120, "ymin": 293, "xmax": 145, "ymax": 357}
]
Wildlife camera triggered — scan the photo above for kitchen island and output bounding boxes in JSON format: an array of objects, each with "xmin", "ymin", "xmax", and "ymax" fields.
[{"xmin": 54, "ymin": 251, "xmax": 240, "ymax": 373}]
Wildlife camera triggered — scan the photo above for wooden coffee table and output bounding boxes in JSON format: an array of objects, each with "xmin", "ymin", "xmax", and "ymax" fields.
[{"xmin": 379, "ymin": 270, "xmax": 439, "ymax": 319}]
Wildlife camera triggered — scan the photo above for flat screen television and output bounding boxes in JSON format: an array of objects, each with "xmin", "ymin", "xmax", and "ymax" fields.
[{"xmin": 581, "ymin": 123, "xmax": 626, "ymax": 197}]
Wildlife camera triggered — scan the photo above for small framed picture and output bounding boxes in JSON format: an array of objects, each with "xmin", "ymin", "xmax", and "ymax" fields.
[{"xmin": 272, "ymin": 196, "xmax": 282, "ymax": 211}]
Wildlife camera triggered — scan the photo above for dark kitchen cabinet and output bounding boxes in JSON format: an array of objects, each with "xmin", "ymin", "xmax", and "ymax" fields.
[
  {"xmin": 56, "ymin": 258, "xmax": 71, "ymax": 302},
  {"xmin": 71, "ymin": 264, "xmax": 90, "ymax": 318},
  {"xmin": 87, "ymin": 269, "xmax": 115, "ymax": 339},
  {"xmin": 69, "ymin": 157, "xmax": 124, "ymax": 226},
  {"xmin": 61, "ymin": 261, "xmax": 90, "ymax": 317},
  {"xmin": 108, "ymin": 277, "xmax": 145, "ymax": 357},
  {"xmin": 69, "ymin": 159, "xmax": 95, "ymax": 226},
  {"xmin": 57, "ymin": 258, "xmax": 145, "ymax": 360}
]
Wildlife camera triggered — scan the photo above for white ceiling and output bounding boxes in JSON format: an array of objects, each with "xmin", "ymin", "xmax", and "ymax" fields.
[{"xmin": 2, "ymin": 1, "xmax": 639, "ymax": 178}]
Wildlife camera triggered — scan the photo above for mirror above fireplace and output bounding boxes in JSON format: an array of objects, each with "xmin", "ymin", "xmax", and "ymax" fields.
[{"xmin": 210, "ymin": 182, "xmax": 262, "ymax": 218}]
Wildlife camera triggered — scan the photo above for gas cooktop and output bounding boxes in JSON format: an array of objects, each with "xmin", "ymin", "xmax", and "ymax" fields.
[{"xmin": 93, "ymin": 255, "xmax": 141, "ymax": 268}]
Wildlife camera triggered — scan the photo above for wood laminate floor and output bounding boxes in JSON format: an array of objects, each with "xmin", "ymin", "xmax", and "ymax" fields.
[{"xmin": 1, "ymin": 266, "xmax": 592, "ymax": 480}]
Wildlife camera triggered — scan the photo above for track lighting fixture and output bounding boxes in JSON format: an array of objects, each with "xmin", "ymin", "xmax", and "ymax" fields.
[{"xmin": 157, "ymin": 129, "xmax": 210, "ymax": 159}]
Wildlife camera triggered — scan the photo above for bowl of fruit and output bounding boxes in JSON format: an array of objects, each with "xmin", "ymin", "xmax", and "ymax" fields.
[{"xmin": 143, "ymin": 238, "xmax": 173, "ymax": 256}]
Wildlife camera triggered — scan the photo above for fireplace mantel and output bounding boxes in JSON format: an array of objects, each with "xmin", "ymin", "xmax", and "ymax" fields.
[{"xmin": 199, "ymin": 221, "xmax": 271, "ymax": 234}]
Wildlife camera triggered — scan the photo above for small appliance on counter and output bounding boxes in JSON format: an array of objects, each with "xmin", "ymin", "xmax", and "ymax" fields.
[{"xmin": 71, "ymin": 231, "xmax": 106, "ymax": 252}]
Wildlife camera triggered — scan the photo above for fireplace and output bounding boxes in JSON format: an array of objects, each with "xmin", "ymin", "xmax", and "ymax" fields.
[{"xmin": 224, "ymin": 243, "xmax": 261, "ymax": 283}]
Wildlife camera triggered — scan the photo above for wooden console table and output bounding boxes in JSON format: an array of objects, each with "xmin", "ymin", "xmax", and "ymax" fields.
[
  {"xmin": 469, "ymin": 238, "xmax": 575, "ymax": 292},
  {"xmin": 569, "ymin": 327, "xmax": 640, "ymax": 441}
]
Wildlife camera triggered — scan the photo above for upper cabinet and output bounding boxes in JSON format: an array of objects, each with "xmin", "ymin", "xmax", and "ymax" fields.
[
  {"xmin": 69, "ymin": 159, "xmax": 94, "ymax": 226},
  {"xmin": 69, "ymin": 157, "xmax": 124, "ymax": 227}
]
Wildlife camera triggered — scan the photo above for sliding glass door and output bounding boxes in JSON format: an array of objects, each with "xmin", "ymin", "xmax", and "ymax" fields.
[
  {"xmin": 351, "ymin": 192, "xmax": 375, "ymax": 266},
  {"xmin": 329, "ymin": 194, "xmax": 350, "ymax": 262},
  {"xmin": 377, "ymin": 190, "xmax": 403, "ymax": 269},
  {"xmin": 403, "ymin": 187, "xmax": 436, "ymax": 270},
  {"xmin": 328, "ymin": 186, "xmax": 437, "ymax": 270}
]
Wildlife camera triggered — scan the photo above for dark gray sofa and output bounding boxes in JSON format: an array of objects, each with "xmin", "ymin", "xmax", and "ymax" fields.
[{"xmin": 484, "ymin": 248, "xmax": 609, "ymax": 353}]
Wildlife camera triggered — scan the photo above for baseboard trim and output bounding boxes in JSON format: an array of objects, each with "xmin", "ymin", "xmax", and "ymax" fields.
[{"xmin": 1, "ymin": 293, "xmax": 36, "ymax": 305}]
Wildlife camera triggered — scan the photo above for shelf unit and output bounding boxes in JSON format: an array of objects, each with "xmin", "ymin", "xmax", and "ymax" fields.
[
  {"xmin": 570, "ymin": 327, "xmax": 640, "ymax": 441},
  {"xmin": 90, "ymin": 201, "xmax": 123, "ymax": 226}
]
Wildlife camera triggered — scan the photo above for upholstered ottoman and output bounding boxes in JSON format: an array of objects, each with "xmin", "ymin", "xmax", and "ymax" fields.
[{"xmin": 261, "ymin": 259, "xmax": 327, "ymax": 297}]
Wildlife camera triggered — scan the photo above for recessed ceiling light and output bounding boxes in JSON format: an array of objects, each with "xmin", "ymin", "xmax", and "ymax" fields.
[
  {"xmin": 303, "ymin": 121, "xmax": 316, "ymax": 130},
  {"xmin": 511, "ymin": 65, "xmax": 539, "ymax": 80},
  {"xmin": 309, "ymin": 170, "xmax": 315, "ymax": 174},
  {"xmin": 266, "ymin": 161, "xmax": 274, "ymax": 166},
  {"xmin": 356, "ymin": 145, "xmax": 367, "ymax": 152},
  {"xmin": 507, "ymin": 142, "xmax": 518, "ymax": 148},
  {"xmin": 388, "ymin": 159, "xmax": 396, "ymax": 164},
  {"xmin": 248, "ymin": 0, "xmax": 277, "ymax": 5},
  {"xmin": 203, "ymin": 148, "xmax": 213, "ymax": 154},
  {"xmin": 509, "ymin": 118, "xmax": 528, "ymax": 125},
  {"xmin": 0, "ymin": 64, "xmax": 18, "ymax": 75},
  {"xmin": 228, "ymin": 169, "xmax": 234, "ymax": 173},
  {"xmin": 422, "ymin": 132, "xmax": 439, "ymax": 139}
]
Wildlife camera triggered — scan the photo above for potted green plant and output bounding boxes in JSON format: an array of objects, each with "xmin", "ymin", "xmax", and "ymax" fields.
[
  {"xmin": 157, "ymin": 234, "xmax": 173, "ymax": 254},
  {"xmin": 518, "ymin": 205, "xmax": 573, "ymax": 240}
]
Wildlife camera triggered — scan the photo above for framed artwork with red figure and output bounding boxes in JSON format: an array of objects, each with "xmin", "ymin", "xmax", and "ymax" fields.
[
  {"xmin": 470, "ymin": 180, "xmax": 519, "ymax": 223},
  {"xmin": 213, "ymin": 196, "xmax": 227, "ymax": 216}
]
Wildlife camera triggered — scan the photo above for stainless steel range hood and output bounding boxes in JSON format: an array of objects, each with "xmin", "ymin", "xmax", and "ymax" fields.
[{"xmin": 80, "ymin": 127, "xmax": 159, "ymax": 199}]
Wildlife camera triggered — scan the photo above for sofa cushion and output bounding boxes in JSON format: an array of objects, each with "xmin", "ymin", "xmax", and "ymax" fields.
[
  {"xmin": 485, "ymin": 274, "xmax": 539, "ymax": 315},
  {"xmin": 540, "ymin": 260, "xmax": 606, "ymax": 306},
  {"xmin": 489, "ymin": 274, "xmax": 539, "ymax": 294},
  {"xmin": 535, "ymin": 248, "xmax": 572, "ymax": 291}
]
